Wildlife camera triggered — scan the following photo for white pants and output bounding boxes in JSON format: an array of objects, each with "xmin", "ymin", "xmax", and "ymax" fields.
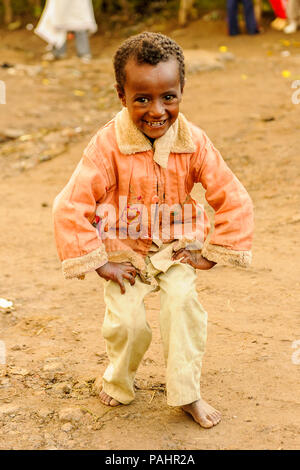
[
  {"xmin": 287, "ymin": 0, "xmax": 300, "ymax": 22},
  {"xmin": 101, "ymin": 259, "xmax": 208, "ymax": 407}
]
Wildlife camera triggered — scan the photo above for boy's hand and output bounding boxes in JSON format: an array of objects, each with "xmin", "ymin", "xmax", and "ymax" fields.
[
  {"xmin": 96, "ymin": 262, "xmax": 137, "ymax": 295},
  {"xmin": 172, "ymin": 249, "xmax": 216, "ymax": 270}
]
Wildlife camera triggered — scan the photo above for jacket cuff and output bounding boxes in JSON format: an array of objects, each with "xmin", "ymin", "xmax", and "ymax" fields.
[
  {"xmin": 62, "ymin": 245, "xmax": 108, "ymax": 279},
  {"xmin": 201, "ymin": 243, "xmax": 252, "ymax": 268}
]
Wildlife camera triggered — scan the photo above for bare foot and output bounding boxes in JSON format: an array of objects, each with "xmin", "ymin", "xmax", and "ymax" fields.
[
  {"xmin": 182, "ymin": 398, "xmax": 221, "ymax": 428},
  {"xmin": 94, "ymin": 377, "xmax": 120, "ymax": 406},
  {"xmin": 99, "ymin": 389, "xmax": 120, "ymax": 407}
]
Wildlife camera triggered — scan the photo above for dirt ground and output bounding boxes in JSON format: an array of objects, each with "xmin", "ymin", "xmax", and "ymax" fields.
[{"xmin": 0, "ymin": 18, "xmax": 300, "ymax": 450}]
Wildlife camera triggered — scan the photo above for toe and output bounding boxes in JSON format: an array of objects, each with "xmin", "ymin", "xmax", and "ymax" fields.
[
  {"xmin": 210, "ymin": 412, "xmax": 221, "ymax": 425},
  {"xmin": 109, "ymin": 398, "xmax": 120, "ymax": 406},
  {"xmin": 210, "ymin": 414, "xmax": 219, "ymax": 426},
  {"xmin": 100, "ymin": 391, "xmax": 109, "ymax": 405},
  {"xmin": 99, "ymin": 390, "xmax": 120, "ymax": 406},
  {"xmin": 99, "ymin": 394, "xmax": 106, "ymax": 405},
  {"xmin": 199, "ymin": 416, "xmax": 214, "ymax": 428}
]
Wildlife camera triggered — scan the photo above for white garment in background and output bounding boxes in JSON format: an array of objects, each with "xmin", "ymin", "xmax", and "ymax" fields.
[{"xmin": 35, "ymin": 0, "xmax": 97, "ymax": 48}]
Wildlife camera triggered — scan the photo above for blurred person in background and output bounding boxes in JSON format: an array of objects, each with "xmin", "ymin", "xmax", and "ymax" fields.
[
  {"xmin": 269, "ymin": 0, "xmax": 287, "ymax": 31},
  {"xmin": 35, "ymin": 0, "xmax": 97, "ymax": 63},
  {"xmin": 284, "ymin": 0, "xmax": 300, "ymax": 32},
  {"xmin": 227, "ymin": 0, "xmax": 259, "ymax": 35}
]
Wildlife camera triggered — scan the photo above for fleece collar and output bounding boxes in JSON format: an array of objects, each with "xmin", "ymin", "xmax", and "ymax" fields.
[{"xmin": 115, "ymin": 107, "xmax": 196, "ymax": 168}]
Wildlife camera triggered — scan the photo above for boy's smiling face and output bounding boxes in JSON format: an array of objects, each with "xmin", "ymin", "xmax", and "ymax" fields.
[{"xmin": 117, "ymin": 58, "xmax": 183, "ymax": 140}]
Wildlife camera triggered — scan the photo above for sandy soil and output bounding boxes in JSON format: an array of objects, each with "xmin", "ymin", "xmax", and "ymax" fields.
[{"xmin": 0, "ymin": 19, "xmax": 300, "ymax": 450}]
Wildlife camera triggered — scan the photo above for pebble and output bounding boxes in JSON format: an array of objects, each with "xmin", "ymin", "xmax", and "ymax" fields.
[
  {"xmin": 37, "ymin": 408, "xmax": 54, "ymax": 420},
  {"xmin": 14, "ymin": 64, "xmax": 42, "ymax": 77},
  {"xmin": 0, "ymin": 404, "xmax": 20, "ymax": 419},
  {"xmin": 67, "ymin": 439, "xmax": 76, "ymax": 447},
  {"xmin": 184, "ymin": 49, "xmax": 226, "ymax": 74},
  {"xmin": 43, "ymin": 362, "xmax": 64, "ymax": 373},
  {"xmin": 9, "ymin": 367, "xmax": 30, "ymax": 376},
  {"xmin": 58, "ymin": 407, "xmax": 83, "ymax": 424},
  {"xmin": 61, "ymin": 423, "xmax": 73, "ymax": 432},
  {"xmin": 3, "ymin": 129, "xmax": 25, "ymax": 139},
  {"xmin": 0, "ymin": 377, "xmax": 10, "ymax": 388},
  {"xmin": 0, "ymin": 298, "xmax": 13, "ymax": 308},
  {"xmin": 53, "ymin": 382, "xmax": 72, "ymax": 395},
  {"xmin": 218, "ymin": 52, "xmax": 235, "ymax": 62}
]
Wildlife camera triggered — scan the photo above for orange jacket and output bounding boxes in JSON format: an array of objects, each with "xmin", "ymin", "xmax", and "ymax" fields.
[{"xmin": 53, "ymin": 108, "xmax": 254, "ymax": 279}]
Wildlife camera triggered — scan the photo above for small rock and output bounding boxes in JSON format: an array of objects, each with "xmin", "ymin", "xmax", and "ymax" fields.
[
  {"xmin": 218, "ymin": 52, "xmax": 235, "ymax": 62},
  {"xmin": 0, "ymin": 404, "xmax": 20, "ymax": 418},
  {"xmin": 61, "ymin": 423, "xmax": 73, "ymax": 432},
  {"xmin": 3, "ymin": 129, "xmax": 25, "ymax": 139},
  {"xmin": 58, "ymin": 407, "xmax": 83, "ymax": 424},
  {"xmin": 53, "ymin": 382, "xmax": 72, "ymax": 395},
  {"xmin": 0, "ymin": 298, "xmax": 13, "ymax": 308},
  {"xmin": 289, "ymin": 215, "xmax": 300, "ymax": 224},
  {"xmin": 0, "ymin": 62, "xmax": 14, "ymax": 69},
  {"xmin": 67, "ymin": 439, "xmax": 76, "ymax": 447},
  {"xmin": 92, "ymin": 422, "xmax": 103, "ymax": 431},
  {"xmin": 9, "ymin": 367, "xmax": 29, "ymax": 376},
  {"xmin": 185, "ymin": 49, "xmax": 225, "ymax": 74},
  {"xmin": 7, "ymin": 20, "xmax": 22, "ymax": 31},
  {"xmin": 15, "ymin": 64, "xmax": 42, "ymax": 77},
  {"xmin": 39, "ymin": 155, "xmax": 52, "ymax": 163},
  {"xmin": 0, "ymin": 377, "xmax": 10, "ymax": 388},
  {"xmin": 37, "ymin": 408, "xmax": 54, "ymax": 420},
  {"xmin": 261, "ymin": 115, "xmax": 275, "ymax": 122},
  {"xmin": 43, "ymin": 362, "xmax": 64, "ymax": 373}
]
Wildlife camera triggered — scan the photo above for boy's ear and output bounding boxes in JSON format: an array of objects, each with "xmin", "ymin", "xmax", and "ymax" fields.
[{"xmin": 115, "ymin": 84, "xmax": 126, "ymax": 107}]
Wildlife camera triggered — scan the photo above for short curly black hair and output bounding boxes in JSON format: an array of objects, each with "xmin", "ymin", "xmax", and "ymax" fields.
[{"xmin": 113, "ymin": 32, "xmax": 185, "ymax": 92}]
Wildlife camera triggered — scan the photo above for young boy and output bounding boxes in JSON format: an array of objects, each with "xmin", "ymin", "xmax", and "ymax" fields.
[{"xmin": 53, "ymin": 32, "xmax": 254, "ymax": 428}]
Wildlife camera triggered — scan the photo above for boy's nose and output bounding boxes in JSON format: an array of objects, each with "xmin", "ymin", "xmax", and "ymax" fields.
[{"xmin": 148, "ymin": 100, "xmax": 165, "ymax": 118}]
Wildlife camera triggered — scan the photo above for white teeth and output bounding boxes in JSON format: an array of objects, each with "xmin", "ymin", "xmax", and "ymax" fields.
[{"xmin": 145, "ymin": 120, "xmax": 166, "ymax": 127}]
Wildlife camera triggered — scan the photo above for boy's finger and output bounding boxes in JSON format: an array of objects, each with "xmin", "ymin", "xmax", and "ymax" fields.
[
  {"xmin": 123, "ymin": 272, "xmax": 135, "ymax": 286},
  {"xmin": 122, "ymin": 263, "xmax": 136, "ymax": 276},
  {"xmin": 172, "ymin": 249, "xmax": 185, "ymax": 260},
  {"xmin": 123, "ymin": 262, "xmax": 134, "ymax": 267},
  {"xmin": 117, "ymin": 275, "xmax": 126, "ymax": 294},
  {"xmin": 126, "ymin": 266, "xmax": 137, "ymax": 276}
]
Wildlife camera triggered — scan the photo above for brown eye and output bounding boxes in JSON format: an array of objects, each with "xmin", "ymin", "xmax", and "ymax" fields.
[
  {"xmin": 136, "ymin": 97, "xmax": 149, "ymax": 104},
  {"xmin": 164, "ymin": 95, "xmax": 175, "ymax": 102}
]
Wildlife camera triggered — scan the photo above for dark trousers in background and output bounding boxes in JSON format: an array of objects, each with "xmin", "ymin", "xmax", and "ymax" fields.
[{"xmin": 227, "ymin": 0, "xmax": 258, "ymax": 35}]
